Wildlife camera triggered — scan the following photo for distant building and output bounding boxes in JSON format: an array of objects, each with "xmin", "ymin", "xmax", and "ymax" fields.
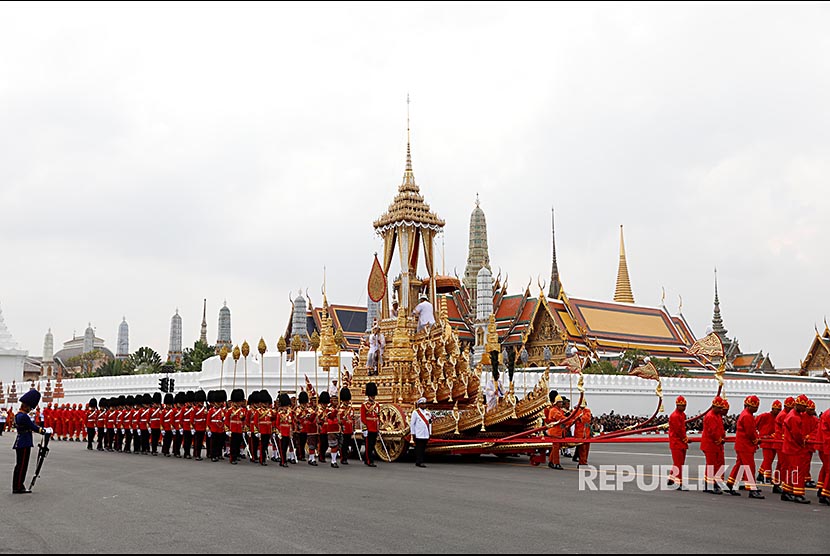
[
  {"xmin": 216, "ymin": 302, "xmax": 232, "ymax": 353},
  {"xmin": 168, "ymin": 309, "xmax": 183, "ymax": 364},
  {"xmin": 53, "ymin": 325, "xmax": 114, "ymax": 377},
  {"xmin": 116, "ymin": 317, "xmax": 129, "ymax": 360}
]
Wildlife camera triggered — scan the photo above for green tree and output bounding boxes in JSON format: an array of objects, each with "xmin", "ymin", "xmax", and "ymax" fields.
[
  {"xmin": 129, "ymin": 347, "xmax": 163, "ymax": 374},
  {"xmin": 181, "ymin": 340, "xmax": 216, "ymax": 373},
  {"xmin": 67, "ymin": 349, "xmax": 104, "ymax": 377}
]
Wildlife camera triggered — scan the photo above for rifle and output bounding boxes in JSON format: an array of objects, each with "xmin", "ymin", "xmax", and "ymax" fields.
[{"xmin": 30, "ymin": 432, "xmax": 52, "ymax": 490}]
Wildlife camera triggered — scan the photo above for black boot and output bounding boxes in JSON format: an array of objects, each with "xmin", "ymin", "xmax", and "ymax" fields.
[
  {"xmin": 726, "ymin": 487, "xmax": 741, "ymax": 496},
  {"xmin": 818, "ymin": 496, "xmax": 830, "ymax": 506},
  {"xmin": 780, "ymin": 492, "xmax": 795, "ymax": 502},
  {"xmin": 792, "ymin": 495, "xmax": 811, "ymax": 505},
  {"xmin": 711, "ymin": 484, "xmax": 723, "ymax": 495},
  {"xmin": 748, "ymin": 490, "xmax": 765, "ymax": 500},
  {"xmin": 772, "ymin": 484, "xmax": 783, "ymax": 494}
]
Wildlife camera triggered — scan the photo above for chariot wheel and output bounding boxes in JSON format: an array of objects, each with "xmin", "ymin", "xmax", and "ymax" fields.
[{"xmin": 377, "ymin": 404, "xmax": 409, "ymax": 462}]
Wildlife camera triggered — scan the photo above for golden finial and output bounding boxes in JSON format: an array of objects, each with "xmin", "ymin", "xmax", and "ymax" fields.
[
  {"xmin": 219, "ymin": 346, "xmax": 229, "ymax": 362},
  {"xmin": 241, "ymin": 341, "xmax": 250, "ymax": 358},
  {"xmin": 257, "ymin": 338, "xmax": 267, "ymax": 356},
  {"xmin": 290, "ymin": 334, "xmax": 303, "ymax": 353},
  {"xmin": 614, "ymin": 225, "xmax": 635, "ymax": 303},
  {"xmin": 232, "ymin": 345, "xmax": 241, "ymax": 361},
  {"xmin": 277, "ymin": 336, "xmax": 287, "ymax": 353},
  {"xmin": 334, "ymin": 327, "xmax": 345, "ymax": 348},
  {"xmin": 310, "ymin": 331, "xmax": 321, "ymax": 351}
]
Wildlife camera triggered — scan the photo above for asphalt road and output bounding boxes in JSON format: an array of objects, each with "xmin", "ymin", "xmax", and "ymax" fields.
[{"xmin": 0, "ymin": 434, "xmax": 826, "ymax": 553}]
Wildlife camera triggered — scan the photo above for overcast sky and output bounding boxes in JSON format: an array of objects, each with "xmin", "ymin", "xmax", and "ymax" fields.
[{"xmin": 1, "ymin": 2, "xmax": 828, "ymax": 368}]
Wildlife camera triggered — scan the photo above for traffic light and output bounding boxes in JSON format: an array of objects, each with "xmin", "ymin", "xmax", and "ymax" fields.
[
  {"xmin": 169, "ymin": 378, "xmax": 175, "ymax": 393},
  {"xmin": 159, "ymin": 377, "xmax": 169, "ymax": 393}
]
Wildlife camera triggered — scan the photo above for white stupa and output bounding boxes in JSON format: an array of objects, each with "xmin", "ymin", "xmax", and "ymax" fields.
[{"xmin": 0, "ymin": 302, "xmax": 28, "ymax": 384}]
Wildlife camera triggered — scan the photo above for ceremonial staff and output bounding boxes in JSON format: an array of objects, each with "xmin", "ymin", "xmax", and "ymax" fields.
[
  {"xmin": 242, "ymin": 341, "xmax": 250, "ymax": 396},
  {"xmin": 291, "ymin": 335, "xmax": 303, "ymax": 396},
  {"xmin": 310, "ymin": 331, "xmax": 321, "ymax": 397},
  {"xmin": 277, "ymin": 336, "xmax": 287, "ymax": 393},
  {"xmin": 232, "ymin": 345, "xmax": 241, "ymax": 389},
  {"xmin": 219, "ymin": 346, "xmax": 229, "ymax": 390},
  {"xmin": 258, "ymin": 338, "xmax": 267, "ymax": 390}
]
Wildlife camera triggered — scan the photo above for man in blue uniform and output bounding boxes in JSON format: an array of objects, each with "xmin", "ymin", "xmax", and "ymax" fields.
[{"xmin": 12, "ymin": 389, "xmax": 52, "ymax": 494}]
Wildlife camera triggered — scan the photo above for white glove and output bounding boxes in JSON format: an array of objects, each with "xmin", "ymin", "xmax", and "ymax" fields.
[
  {"xmin": 255, "ymin": 433, "xmax": 261, "ymax": 439},
  {"xmin": 226, "ymin": 431, "xmax": 232, "ymax": 437},
  {"xmin": 137, "ymin": 430, "xmax": 142, "ymax": 437},
  {"xmin": 179, "ymin": 429, "xmax": 184, "ymax": 435},
  {"xmin": 161, "ymin": 430, "xmax": 166, "ymax": 436},
  {"xmin": 121, "ymin": 429, "xmax": 126, "ymax": 434},
  {"xmin": 362, "ymin": 430, "xmax": 367, "ymax": 437},
  {"xmin": 190, "ymin": 429, "xmax": 195, "ymax": 434},
  {"xmin": 246, "ymin": 431, "xmax": 251, "ymax": 437},
  {"xmin": 45, "ymin": 427, "xmax": 53, "ymax": 435},
  {"xmin": 207, "ymin": 431, "xmax": 212, "ymax": 438},
  {"xmin": 171, "ymin": 429, "xmax": 177, "ymax": 435}
]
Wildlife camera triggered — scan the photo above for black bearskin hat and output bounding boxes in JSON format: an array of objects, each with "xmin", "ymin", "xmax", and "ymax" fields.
[
  {"xmin": 195, "ymin": 390, "xmax": 207, "ymax": 404},
  {"xmin": 260, "ymin": 390, "xmax": 273, "ymax": 406},
  {"xmin": 163, "ymin": 393, "xmax": 175, "ymax": 406},
  {"xmin": 339, "ymin": 387, "xmax": 352, "ymax": 402},
  {"xmin": 548, "ymin": 390, "xmax": 559, "ymax": 404},
  {"xmin": 278, "ymin": 393, "xmax": 290, "ymax": 408},
  {"xmin": 298, "ymin": 390, "xmax": 309, "ymax": 404},
  {"xmin": 153, "ymin": 392, "xmax": 162, "ymax": 405},
  {"xmin": 365, "ymin": 382, "xmax": 378, "ymax": 397},
  {"xmin": 89, "ymin": 398, "xmax": 98, "ymax": 409},
  {"xmin": 318, "ymin": 391, "xmax": 331, "ymax": 405},
  {"xmin": 231, "ymin": 388, "xmax": 245, "ymax": 403},
  {"xmin": 174, "ymin": 392, "xmax": 186, "ymax": 405},
  {"xmin": 186, "ymin": 391, "xmax": 196, "ymax": 404}
]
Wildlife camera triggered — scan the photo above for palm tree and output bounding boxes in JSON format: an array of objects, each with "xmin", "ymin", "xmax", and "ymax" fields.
[{"xmin": 129, "ymin": 347, "xmax": 163, "ymax": 374}]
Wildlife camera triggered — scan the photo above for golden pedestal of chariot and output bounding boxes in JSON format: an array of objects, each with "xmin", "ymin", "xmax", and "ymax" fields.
[{"xmin": 350, "ymin": 299, "xmax": 553, "ymax": 461}]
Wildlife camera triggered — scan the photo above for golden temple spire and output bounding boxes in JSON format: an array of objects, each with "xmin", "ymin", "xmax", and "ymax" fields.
[
  {"xmin": 614, "ymin": 225, "xmax": 635, "ymax": 304},
  {"xmin": 401, "ymin": 93, "xmax": 418, "ymax": 193}
]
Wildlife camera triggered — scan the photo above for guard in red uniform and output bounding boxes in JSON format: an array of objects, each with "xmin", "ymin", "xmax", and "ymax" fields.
[
  {"xmin": 113, "ymin": 397, "xmax": 125, "ymax": 452},
  {"xmin": 150, "ymin": 392, "xmax": 163, "ymax": 455},
  {"xmin": 545, "ymin": 393, "xmax": 567, "ymax": 470},
  {"xmin": 781, "ymin": 394, "xmax": 810, "ymax": 504},
  {"xmin": 226, "ymin": 389, "xmax": 246, "ymax": 464},
  {"xmin": 772, "ymin": 397, "xmax": 795, "ymax": 493},
  {"xmin": 252, "ymin": 390, "xmax": 273, "ymax": 465},
  {"xmin": 276, "ymin": 393, "xmax": 294, "ymax": 467},
  {"xmin": 360, "ymin": 382, "xmax": 380, "ymax": 467},
  {"xmin": 161, "ymin": 393, "xmax": 175, "ymax": 457},
  {"xmin": 323, "ymin": 392, "xmax": 341, "ymax": 468},
  {"xmin": 304, "ymin": 390, "xmax": 320, "ymax": 467},
  {"xmin": 818, "ymin": 407, "xmax": 830, "ymax": 506},
  {"xmin": 208, "ymin": 390, "xmax": 228, "ymax": 462},
  {"xmin": 95, "ymin": 399, "xmax": 108, "ymax": 451},
  {"xmin": 318, "ymin": 391, "xmax": 330, "ymax": 464},
  {"xmin": 191, "ymin": 390, "xmax": 207, "ymax": 461},
  {"xmin": 339, "ymin": 387, "xmax": 356, "ymax": 465},
  {"xmin": 726, "ymin": 395, "xmax": 764, "ymax": 498},
  {"xmin": 85, "ymin": 398, "xmax": 98, "ymax": 451},
  {"xmin": 181, "ymin": 391, "xmax": 195, "ymax": 459},
  {"xmin": 668, "ymin": 396, "xmax": 689, "ymax": 490},
  {"xmin": 245, "ymin": 392, "xmax": 259, "ymax": 464},
  {"xmin": 171, "ymin": 392, "xmax": 185, "ymax": 458},
  {"xmin": 701, "ymin": 396, "xmax": 728, "ymax": 495},
  {"xmin": 122, "ymin": 396, "xmax": 135, "ymax": 454},
  {"xmin": 756, "ymin": 400, "xmax": 781, "ymax": 484}
]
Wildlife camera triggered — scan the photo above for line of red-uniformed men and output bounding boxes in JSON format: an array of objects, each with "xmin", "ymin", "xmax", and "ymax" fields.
[
  {"xmin": 668, "ymin": 393, "xmax": 830, "ymax": 505},
  {"xmin": 81, "ymin": 381, "xmax": 385, "ymax": 469}
]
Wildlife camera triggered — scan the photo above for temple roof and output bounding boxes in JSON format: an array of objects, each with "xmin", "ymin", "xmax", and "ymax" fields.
[{"xmin": 284, "ymin": 303, "xmax": 369, "ymax": 351}]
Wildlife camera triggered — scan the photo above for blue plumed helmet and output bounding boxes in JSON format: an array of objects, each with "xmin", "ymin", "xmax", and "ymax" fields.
[{"xmin": 20, "ymin": 388, "xmax": 41, "ymax": 408}]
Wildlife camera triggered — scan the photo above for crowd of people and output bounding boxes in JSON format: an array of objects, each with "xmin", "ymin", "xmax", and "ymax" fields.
[
  {"xmin": 7, "ymin": 381, "xmax": 415, "ymax": 493},
  {"xmin": 594, "ymin": 412, "xmax": 739, "ymax": 434},
  {"xmin": 8, "ymin": 381, "xmax": 830, "ymax": 507}
]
